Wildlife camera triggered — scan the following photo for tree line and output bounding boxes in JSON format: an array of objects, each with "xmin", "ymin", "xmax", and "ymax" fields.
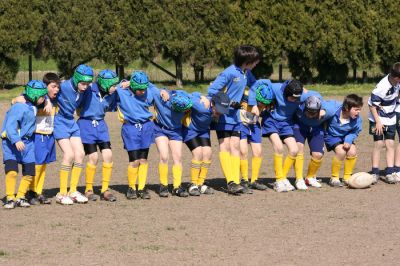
[{"xmin": 0, "ymin": 0, "xmax": 399, "ymax": 87}]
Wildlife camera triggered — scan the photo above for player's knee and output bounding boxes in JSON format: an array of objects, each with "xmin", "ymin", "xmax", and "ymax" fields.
[
  {"xmin": 88, "ymin": 153, "xmax": 99, "ymax": 165},
  {"xmin": 311, "ymin": 152, "xmax": 323, "ymax": 160}
]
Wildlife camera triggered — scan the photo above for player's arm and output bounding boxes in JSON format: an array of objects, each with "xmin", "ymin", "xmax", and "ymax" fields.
[
  {"xmin": 344, "ymin": 118, "xmax": 363, "ymax": 148},
  {"xmin": 4, "ymin": 105, "xmax": 26, "ymax": 150},
  {"xmin": 207, "ymin": 72, "xmax": 229, "ymax": 97}
]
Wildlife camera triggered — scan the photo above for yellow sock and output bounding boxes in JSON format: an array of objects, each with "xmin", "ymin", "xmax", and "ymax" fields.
[
  {"xmin": 190, "ymin": 160, "xmax": 202, "ymax": 184},
  {"xmin": 101, "ymin": 162, "xmax": 113, "ymax": 193},
  {"xmin": 127, "ymin": 165, "xmax": 138, "ymax": 189},
  {"xmin": 282, "ymin": 155, "xmax": 296, "ymax": 179},
  {"xmin": 85, "ymin": 163, "xmax": 97, "ymax": 192},
  {"xmin": 231, "ymin": 155, "xmax": 240, "ymax": 184},
  {"xmin": 240, "ymin": 159, "xmax": 249, "ymax": 181},
  {"xmin": 59, "ymin": 164, "xmax": 71, "ymax": 195},
  {"xmin": 138, "ymin": 163, "xmax": 149, "ymax": 190},
  {"xmin": 343, "ymin": 156, "xmax": 357, "ymax": 181},
  {"xmin": 30, "ymin": 165, "xmax": 42, "ymax": 192},
  {"xmin": 219, "ymin": 152, "xmax": 232, "ymax": 183},
  {"xmin": 172, "ymin": 165, "xmax": 182, "ymax": 189},
  {"xmin": 5, "ymin": 171, "xmax": 17, "ymax": 200},
  {"xmin": 198, "ymin": 160, "xmax": 211, "ymax": 185},
  {"xmin": 35, "ymin": 164, "xmax": 47, "ymax": 195},
  {"xmin": 69, "ymin": 162, "xmax": 83, "ymax": 193},
  {"xmin": 331, "ymin": 156, "xmax": 343, "ymax": 179},
  {"xmin": 16, "ymin": 175, "xmax": 33, "ymax": 199},
  {"xmin": 159, "ymin": 163, "xmax": 168, "ymax": 186},
  {"xmin": 251, "ymin": 156, "xmax": 263, "ymax": 183},
  {"xmin": 274, "ymin": 153, "xmax": 284, "ymax": 181},
  {"xmin": 294, "ymin": 153, "xmax": 304, "ymax": 180},
  {"xmin": 306, "ymin": 157, "xmax": 323, "ymax": 179}
]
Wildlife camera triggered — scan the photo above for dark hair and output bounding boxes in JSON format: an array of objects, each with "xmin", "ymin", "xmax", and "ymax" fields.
[
  {"xmin": 283, "ymin": 79, "xmax": 303, "ymax": 98},
  {"xmin": 233, "ymin": 45, "xmax": 260, "ymax": 67},
  {"xmin": 43, "ymin": 72, "xmax": 60, "ymax": 85},
  {"xmin": 342, "ymin": 94, "xmax": 363, "ymax": 111},
  {"xmin": 390, "ymin": 62, "xmax": 400, "ymax": 78}
]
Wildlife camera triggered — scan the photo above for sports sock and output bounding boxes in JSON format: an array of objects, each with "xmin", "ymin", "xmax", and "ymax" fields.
[
  {"xmin": 35, "ymin": 164, "xmax": 47, "ymax": 195},
  {"xmin": 30, "ymin": 165, "xmax": 42, "ymax": 192},
  {"xmin": 251, "ymin": 156, "xmax": 263, "ymax": 183},
  {"xmin": 190, "ymin": 160, "xmax": 202, "ymax": 184},
  {"xmin": 138, "ymin": 163, "xmax": 149, "ymax": 190},
  {"xmin": 282, "ymin": 155, "xmax": 296, "ymax": 179},
  {"xmin": 16, "ymin": 175, "xmax": 33, "ymax": 199},
  {"xmin": 343, "ymin": 156, "xmax": 357, "ymax": 181},
  {"xmin": 127, "ymin": 165, "xmax": 138, "ymax": 189},
  {"xmin": 331, "ymin": 156, "xmax": 342, "ymax": 179},
  {"xmin": 172, "ymin": 165, "xmax": 182, "ymax": 189},
  {"xmin": 85, "ymin": 163, "xmax": 97, "ymax": 193},
  {"xmin": 59, "ymin": 164, "xmax": 71, "ymax": 195},
  {"xmin": 101, "ymin": 162, "xmax": 113, "ymax": 193},
  {"xmin": 240, "ymin": 159, "xmax": 249, "ymax": 181},
  {"xmin": 274, "ymin": 153, "xmax": 284, "ymax": 181},
  {"xmin": 159, "ymin": 163, "xmax": 168, "ymax": 186},
  {"xmin": 371, "ymin": 167, "xmax": 380, "ymax": 175},
  {"xmin": 231, "ymin": 155, "xmax": 240, "ymax": 184},
  {"xmin": 219, "ymin": 151, "xmax": 232, "ymax": 183},
  {"xmin": 5, "ymin": 171, "xmax": 17, "ymax": 201},
  {"xmin": 294, "ymin": 153, "xmax": 304, "ymax": 180},
  {"xmin": 385, "ymin": 166, "xmax": 395, "ymax": 175},
  {"xmin": 69, "ymin": 162, "xmax": 84, "ymax": 193},
  {"xmin": 306, "ymin": 157, "xmax": 323, "ymax": 179},
  {"xmin": 198, "ymin": 160, "xmax": 211, "ymax": 185}
]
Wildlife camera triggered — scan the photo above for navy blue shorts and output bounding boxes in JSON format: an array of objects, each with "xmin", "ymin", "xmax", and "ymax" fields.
[
  {"xmin": 34, "ymin": 133, "xmax": 56, "ymax": 164},
  {"xmin": 325, "ymin": 135, "xmax": 347, "ymax": 152},
  {"xmin": 153, "ymin": 122, "xmax": 183, "ymax": 141},
  {"xmin": 182, "ymin": 127, "xmax": 210, "ymax": 143},
  {"xmin": 262, "ymin": 116, "xmax": 294, "ymax": 139},
  {"xmin": 2, "ymin": 138, "xmax": 35, "ymax": 164},
  {"xmin": 293, "ymin": 123, "xmax": 325, "ymax": 154},
  {"xmin": 77, "ymin": 118, "xmax": 110, "ymax": 144},
  {"xmin": 240, "ymin": 123, "xmax": 262, "ymax": 144},
  {"xmin": 122, "ymin": 121, "xmax": 154, "ymax": 151},
  {"xmin": 54, "ymin": 114, "xmax": 80, "ymax": 140}
]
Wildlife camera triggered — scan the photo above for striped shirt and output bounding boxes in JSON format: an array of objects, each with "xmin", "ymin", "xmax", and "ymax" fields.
[{"xmin": 368, "ymin": 75, "xmax": 400, "ymax": 125}]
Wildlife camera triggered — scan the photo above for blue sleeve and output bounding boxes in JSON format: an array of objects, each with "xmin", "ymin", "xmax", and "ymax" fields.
[
  {"xmin": 324, "ymin": 101, "xmax": 341, "ymax": 120},
  {"xmin": 147, "ymin": 84, "xmax": 161, "ymax": 104},
  {"xmin": 104, "ymin": 93, "xmax": 118, "ymax": 112},
  {"xmin": 248, "ymin": 79, "xmax": 258, "ymax": 106},
  {"xmin": 191, "ymin": 92, "xmax": 202, "ymax": 98},
  {"xmin": 207, "ymin": 71, "xmax": 230, "ymax": 97},
  {"xmin": 5, "ymin": 105, "xmax": 24, "ymax": 144},
  {"xmin": 344, "ymin": 118, "xmax": 362, "ymax": 144}
]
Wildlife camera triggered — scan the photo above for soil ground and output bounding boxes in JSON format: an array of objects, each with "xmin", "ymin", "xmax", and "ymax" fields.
[{"xmin": 1, "ymin": 96, "xmax": 400, "ymax": 265}]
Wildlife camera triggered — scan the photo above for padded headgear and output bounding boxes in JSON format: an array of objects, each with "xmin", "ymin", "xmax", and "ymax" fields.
[
  {"xmin": 256, "ymin": 80, "xmax": 273, "ymax": 105},
  {"xmin": 25, "ymin": 80, "xmax": 48, "ymax": 104},
  {"xmin": 171, "ymin": 90, "xmax": 193, "ymax": 112},
  {"xmin": 73, "ymin": 64, "xmax": 94, "ymax": 87},
  {"xmin": 130, "ymin": 71, "xmax": 149, "ymax": 92},
  {"xmin": 98, "ymin": 69, "xmax": 119, "ymax": 93}
]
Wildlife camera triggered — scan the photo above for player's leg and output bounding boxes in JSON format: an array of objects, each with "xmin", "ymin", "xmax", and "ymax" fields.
[{"xmin": 343, "ymin": 144, "xmax": 358, "ymax": 184}]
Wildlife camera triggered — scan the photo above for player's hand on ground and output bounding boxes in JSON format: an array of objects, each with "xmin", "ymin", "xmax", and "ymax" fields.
[
  {"xmin": 15, "ymin": 141, "xmax": 25, "ymax": 151},
  {"xmin": 251, "ymin": 105, "xmax": 260, "ymax": 116},
  {"xmin": 160, "ymin": 89, "xmax": 170, "ymax": 102},
  {"xmin": 200, "ymin": 96, "xmax": 210, "ymax": 109}
]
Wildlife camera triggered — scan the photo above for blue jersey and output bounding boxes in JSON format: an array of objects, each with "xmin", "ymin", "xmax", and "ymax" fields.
[
  {"xmin": 295, "ymin": 99, "xmax": 340, "ymax": 127},
  {"xmin": 153, "ymin": 89, "xmax": 186, "ymax": 130},
  {"xmin": 78, "ymin": 82, "xmax": 114, "ymax": 120},
  {"xmin": 325, "ymin": 106, "xmax": 362, "ymax": 145},
  {"xmin": 111, "ymin": 83, "xmax": 155, "ymax": 124},
  {"xmin": 1, "ymin": 102, "xmax": 36, "ymax": 144},
  {"xmin": 207, "ymin": 64, "xmax": 257, "ymax": 125},
  {"xmin": 57, "ymin": 79, "xmax": 84, "ymax": 119},
  {"xmin": 269, "ymin": 83, "xmax": 321, "ymax": 122},
  {"xmin": 183, "ymin": 92, "xmax": 212, "ymax": 132}
]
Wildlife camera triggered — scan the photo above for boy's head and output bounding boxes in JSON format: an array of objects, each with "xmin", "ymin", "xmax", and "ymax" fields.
[
  {"xmin": 256, "ymin": 81, "xmax": 273, "ymax": 107},
  {"xmin": 342, "ymin": 94, "xmax": 363, "ymax": 119},
  {"xmin": 171, "ymin": 91, "xmax": 193, "ymax": 113},
  {"xmin": 283, "ymin": 79, "xmax": 303, "ymax": 102},
  {"xmin": 389, "ymin": 62, "xmax": 400, "ymax": 85},
  {"xmin": 304, "ymin": 95, "xmax": 321, "ymax": 119},
  {"xmin": 211, "ymin": 92, "xmax": 230, "ymax": 117},
  {"xmin": 98, "ymin": 69, "xmax": 119, "ymax": 94},
  {"xmin": 43, "ymin": 72, "xmax": 60, "ymax": 100},
  {"xmin": 72, "ymin": 64, "xmax": 93, "ymax": 92},
  {"xmin": 24, "ymin": 80, "xmax": 48, "ymax": 106},
  {"xmin": 130, "ymin": 71, "xmax": 149, "ymax": 96},
  {"xmin": 234, "ymin": 45, "xmax": 260, "ymax": 69}
]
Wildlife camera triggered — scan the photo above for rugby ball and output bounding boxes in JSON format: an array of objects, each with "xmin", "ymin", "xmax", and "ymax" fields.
[{"xmin": 348, "ymin": 172, "xmax": 374, "ymax": 189}]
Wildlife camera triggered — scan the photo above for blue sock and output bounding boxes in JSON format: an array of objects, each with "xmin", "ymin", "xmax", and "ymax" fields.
[
  {"xmin": 395, "ymin": 166, "xmax": 400, "ymax": 172},
  {"xmin": 371, "ymin": 167, "xmax": 380, "ymax": 175},
  {"xmin": 386, "ymin": 167, "xmax": 395, "ymax": 175}
]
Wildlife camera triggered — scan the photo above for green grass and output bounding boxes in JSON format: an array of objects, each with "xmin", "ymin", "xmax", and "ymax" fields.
[
  {"xmin": 0, "ymin": 86, "xmax": 24, "ymax": 101},
  {"xmin": 307, "ymin": 83, "xmax": 374, "ymax": 97}
]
